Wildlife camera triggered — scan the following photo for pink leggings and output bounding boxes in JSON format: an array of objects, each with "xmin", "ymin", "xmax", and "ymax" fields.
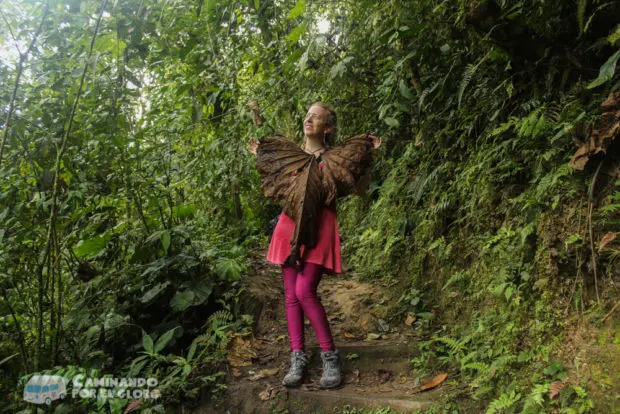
[{"xmin": 282, "ymin": 262, "xmax": 335, "ymax": 352}]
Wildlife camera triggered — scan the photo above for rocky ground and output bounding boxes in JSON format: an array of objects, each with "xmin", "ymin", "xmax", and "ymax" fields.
[{"xmin": 194, "ymin": 248, "xmax": 453, "ymax": 413}]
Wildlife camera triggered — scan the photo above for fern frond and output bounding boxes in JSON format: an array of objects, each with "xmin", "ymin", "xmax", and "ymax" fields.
[
  {"xmin": 485, "ymin": 390, "xmax": 521, "ymax": 413},
  {"xmin": 207, "ymin": 310, "xmax": 233, "ymax": 329},
  {"xmin": 462, "ymin": 361, "xmax": 490, "ymax": 372},
  {"xmin": 458, "ymin": 63, "xmax": 477, "ymax": 108}
]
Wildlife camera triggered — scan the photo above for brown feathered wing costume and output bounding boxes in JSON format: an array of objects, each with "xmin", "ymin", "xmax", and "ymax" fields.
[{"xmin": 255, "ymin": 133, "xmax": 376, "ymax": 270}]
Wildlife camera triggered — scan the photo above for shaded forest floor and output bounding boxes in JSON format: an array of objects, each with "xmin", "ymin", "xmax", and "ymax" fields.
[{"xmin": 193, "ymin": 247, "xmax": 460, "ymax": 413}]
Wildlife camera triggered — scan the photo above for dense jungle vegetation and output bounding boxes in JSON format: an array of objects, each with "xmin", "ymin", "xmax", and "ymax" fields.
[{"xmin": 0, "ymin": 0, "xmax": 619, "ymax": 412}]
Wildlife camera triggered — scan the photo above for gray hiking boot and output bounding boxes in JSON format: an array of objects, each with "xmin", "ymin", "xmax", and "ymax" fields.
[
  {"xmin": 319, "ymin": 349, "xmax": 343, "ymax": 389},
  {"xmin": 282, "ymin": 350, "xmax": 308, "ymax": 387}
]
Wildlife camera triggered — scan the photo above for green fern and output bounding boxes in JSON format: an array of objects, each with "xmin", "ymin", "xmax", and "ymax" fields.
[
  {"xmin": 442, "ymin": 270, "xmax": 468, "ymax": 290},
  {"xmin": 601, "ymin": 179, "xmax": 620, "ymax": 213},
  {"xmin": 522, "ymin": 383, "xmax": 549, "ymax": 410},
  {"xmin": 486, "ymin": 390, "xmax": 521, "ymax": 413},
  {"xmin": 462, "ymin": 361, "xmax": 490, "ymax": 373},
  {"xmin": 458, "ymin": 63, "xmax": 477, "ymax": 108},
  {"xmin": 206, "ymin": 309, "xmax": 233, "ymax": 329}
]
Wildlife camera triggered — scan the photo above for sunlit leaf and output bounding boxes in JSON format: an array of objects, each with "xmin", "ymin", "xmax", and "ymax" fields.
[
  {"xmin": 587, "ymin": 49, "xmax": 620, "ymax": 89},
  {"xmin": 287, "ymin": 0, "xmax": 305, "ymax": 19},
  {"xmin": 287, "ymin": 23, "xmax": 307, "ymax": 43}
]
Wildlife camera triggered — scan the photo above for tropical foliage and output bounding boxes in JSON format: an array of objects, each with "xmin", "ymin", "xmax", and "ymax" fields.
[{"xmin": 0, "ymin": 0, "xmax": 618, "ymax": 412}]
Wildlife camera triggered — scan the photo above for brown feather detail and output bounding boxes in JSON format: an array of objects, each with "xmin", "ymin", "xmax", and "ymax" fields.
[
  {"xmin": 321, "ymin": 133, "xmax": 376, "ymax": 205},
  {"xmin": 256, "ymin": 136, "xmax": 324, "ymax": 267},
  {"xmin": 255, "ymin": 134, "xmax": 375, "ymax": 267}
]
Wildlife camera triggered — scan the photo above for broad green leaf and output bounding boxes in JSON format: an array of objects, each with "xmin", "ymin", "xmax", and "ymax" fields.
[
  {"xmin": 170, "ymin": 290, "xmax": 196, "ymax": 311},
  {"xmin": 587, "ymin": 49, "xmax": 620, "ymax": 89},
  {"xmin": 187, "ymin": 343, "xmax": 197, "ymax": 362},
  {"xmin": 154, "ymin": 327, "xmax": 179, "ymax": 353},
  {"xmin": 398, "ymin": 79, "xmax": 414, "ymax": 100},
  {"xmin": 416, "ymin": 312, "xmax": 434, "ymax": 320},
  {"xmin": 142, "ymin": 330, "xmax": 154, "ymax": 353},
  {"xmin": 172, "ymin": 203, "xmax": 196, "ymax": 218},
  {"xmin": 610, "ymin": 26, "xmax": 620, "ymax": 45},
  {"xmin": 140, "ymin": 282, "xmax": 171, "ymax": 303},
  {"xmin": 329, "ymin": 56, "xmax": 352, "ymax": 79},
  {"xmin": 161, "ymin": 230, "xmax": 170, "ymax": 252},
  {"xmin": 287, "ymin": 23, "xmax": 307, "ymax": 43},
  {"xmin": 73, "ymin": 234, "xmax": 109, "ymax": 259},
  {"xmin": 215, "ymin": 258, "xmax": 243, "ymax": 281},
  {"xmin": 383, "ymin": 117, "xmax": 400, "ymax": 128},
  {"xmin": 287, "ymin": 0, "xmax": 305, "ymax": 19}
]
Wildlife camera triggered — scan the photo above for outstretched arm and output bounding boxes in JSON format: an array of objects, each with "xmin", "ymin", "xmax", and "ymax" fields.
[
  {"xmin": 353, "ymin": 134, "xmax": 382, "ymax": 195},
  {"xmin": 368, "ymin": 134, "xmax": 382, "ymax": 150},
  {"xmin": 247, "ymin": 136, "xmax": 259, "ymax": 156}
]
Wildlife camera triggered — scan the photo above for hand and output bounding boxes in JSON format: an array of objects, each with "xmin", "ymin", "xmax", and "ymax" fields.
[
  {"xmin": 369, "ymin": 134, "xmax": 382, "ymax": 149},
  {"xmin": 247, "ymin": 136, "xmax": 259, "ymax": 155}
]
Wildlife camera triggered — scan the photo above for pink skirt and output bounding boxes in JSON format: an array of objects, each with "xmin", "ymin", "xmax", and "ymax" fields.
[{"xmin": 266, "ymin": 208, "xmax": 342, "ymax": 274}]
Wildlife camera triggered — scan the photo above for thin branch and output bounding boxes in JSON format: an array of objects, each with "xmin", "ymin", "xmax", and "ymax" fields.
[
  {"xmin": 588, "ymin": 160, "xmax": 603, "ymax": 305},
  {"xmin": 1, "ymin": 286, "xmax": 30, "ymax": 374},
  {"xmin": 35, "ymin": 0, "xmax": 108, "ymax": 370},
  {"xmin": 602, "ymin": 301, "xmax": 619, "ymax": 322},
  {"xmin": 0, "ymin": 0, "xmax": 50, "ymax": 166},
  {"xmin": 0, "ymin": 8, "xmax": 21, "ymax": 55}
]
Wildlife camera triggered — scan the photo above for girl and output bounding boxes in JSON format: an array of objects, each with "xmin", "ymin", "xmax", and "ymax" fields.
[{"xmin": 248, "ymin": 102, "xmax": 381, "ymax": 389}]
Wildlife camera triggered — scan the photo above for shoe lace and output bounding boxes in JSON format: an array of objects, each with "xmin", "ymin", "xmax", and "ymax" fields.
[
  {"xmin": 322, "ymin": 352, "xmax": 339, "ymax": 374},
  {"xmin": 291, "ymin": 352, "xmax": 307, "ymax": 370}
]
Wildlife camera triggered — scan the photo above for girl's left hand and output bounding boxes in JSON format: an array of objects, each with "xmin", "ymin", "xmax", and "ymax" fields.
[{"xmin": 369, "ymin": 134, "xmax": 382, "ymax": 149}]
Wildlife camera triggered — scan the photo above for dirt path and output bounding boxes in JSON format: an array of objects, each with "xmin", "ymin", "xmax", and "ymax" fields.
[{"xmin": 195, "ymin": 248, "xmax": 441, "ymax": 413}]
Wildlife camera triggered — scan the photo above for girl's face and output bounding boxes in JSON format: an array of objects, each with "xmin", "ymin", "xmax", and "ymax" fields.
[{"xmin": 303, "ymin": 105, "xmax": 332, "ymax": 138}]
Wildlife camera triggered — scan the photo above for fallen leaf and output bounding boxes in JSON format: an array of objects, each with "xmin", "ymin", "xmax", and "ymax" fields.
[
  {"xmin": 232, "ymin": 368, "xmax": 242, "ymax": 377},
  {"xmin": 550, "ymin": 380, "xmax": 569, "ymax": 400},
  {"xmin": 377, "ymin": 369, "xmax": 394, "ymax": 384},
  {"xmin": 275, "ymin": 334, "xmax": 287, "ymax": 341},
  {"xmin": 352, "ymin": 369, "xmax": 360, "ymax": 383},
  {"xmin": 377, "ymin": 319, "xmax": 389, "ymax": 332},
  {"xmin": 124, "ymin": 400, "xmax": 142, "ymax": 414},
  {"xmin": 405, "ymin": 313, "xmax": 416, "ymax": 326},
  {"xmin": 365, "ymin": 333, "xmax": 381, "ymax": 341},
  {"xmin": 600, "ymin": 91, "xmax": 620, "ymax": 111},
  {"xmin": 381, "ymin": 334, "xmax": 389, "ymax": 340},
  {"xmin": 421, "ymin": 373, "xmax": 448, "ymax": 391},
  {"xmin": 568, "ymin": 99, "xmax": 620, "ymax": 170},
  {"xmin": 249, "ymin": 367, "xmax": 280, "ymax": 381},
  {"xmin": 344, "ymin": 332, "xmax": 357, "ymax": 339},
  {"xmin": 260, "ymin": 368, "xmax": 280, "ymax": 376},
  {"xmin": 258, "ymin": 385, "xmax": 276, "ymax": 401},
  {"xmin": 599, "ymin": 232, "xmax": 618, "ymax": 251},
  {"xmin": 226, "ymin": 334, "xmax": 257, "ymax": 367},
  {"xmin": 359, "ymin": 313, "xmax": 375, "ymax": 328}
]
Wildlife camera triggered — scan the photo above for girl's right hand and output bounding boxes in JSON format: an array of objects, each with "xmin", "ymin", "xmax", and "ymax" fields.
[{"xmin": 248, "ymin": 136, "xmax": 259, "ymax": 155}]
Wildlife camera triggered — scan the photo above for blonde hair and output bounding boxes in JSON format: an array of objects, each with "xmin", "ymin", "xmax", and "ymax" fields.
[{"xmin": 301, "ymin": 102, "xmax": 338, "ymax": 150}]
